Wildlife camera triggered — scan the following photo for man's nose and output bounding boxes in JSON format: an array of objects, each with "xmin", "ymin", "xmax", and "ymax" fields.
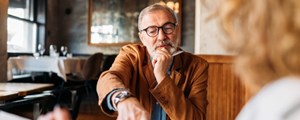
[{"xmin": 157, "ymin": 28, "xmax": 167, "ymax": 40}]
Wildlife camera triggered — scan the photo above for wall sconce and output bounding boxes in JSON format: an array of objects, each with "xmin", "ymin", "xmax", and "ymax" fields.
[{"xmin": 159, "ymin": 0, "xmax": 179, "ymax": 13}]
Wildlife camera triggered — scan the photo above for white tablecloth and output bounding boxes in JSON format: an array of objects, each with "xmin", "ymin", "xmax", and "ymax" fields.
[{"xmin": 7, "ymin": 56, "xmax": 87, "ymax": 81}]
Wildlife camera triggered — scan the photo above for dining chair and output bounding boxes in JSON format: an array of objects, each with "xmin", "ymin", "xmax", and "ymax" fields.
[
  {"xmin": 82, "ymin": 52, "xmax": 104, "ymax": 81},
  {"xmin": 66, "ymin": 52, "xmax": 104, "ymax": 94},
  {"xmin": 101, "ymin": 54, "xmax": 117, "ymax": 72},
  {"xmin": 63, "ymin": 52, "xmax": 104, "ymax": 119}
]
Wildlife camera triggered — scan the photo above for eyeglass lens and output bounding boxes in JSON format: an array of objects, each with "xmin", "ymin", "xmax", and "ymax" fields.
[{"xmin": 145, "ymin": 23, "xmax": 176, "ymax": 37}]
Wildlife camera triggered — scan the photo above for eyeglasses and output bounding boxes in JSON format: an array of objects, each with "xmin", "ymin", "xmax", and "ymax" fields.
[{"xmin": 140, "ymin": 22, "xmax": 177, "ymax": 37}]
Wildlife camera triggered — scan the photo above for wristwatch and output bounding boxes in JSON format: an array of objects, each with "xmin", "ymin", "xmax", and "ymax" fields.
[{"xmin": 113, "ymin": 90, "xmax": 133, "ymax": 109}]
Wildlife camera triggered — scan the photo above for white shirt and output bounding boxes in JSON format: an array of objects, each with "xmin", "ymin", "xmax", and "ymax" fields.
[{"xmin": 236, "ymin": 76, "xmax": 300, "ymax": 120}]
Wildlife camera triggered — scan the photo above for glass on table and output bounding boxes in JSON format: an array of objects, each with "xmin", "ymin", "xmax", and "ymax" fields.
[
  {"xmin": 60, "ymin": 46, "xmax": 68, "ymax": 57},
  {"xmin": 33, "ymin": 52, "xmax": 40, "ymax": 58},
  {"xmin": 38, "ymin": 44, "xmax": 45, "ymax": 56},
  {"xmin": 49, "ymin": 45, "xmax": 57, "ymax": 52},
  {"xmin": 49, "ymin": 44, "xmax": 58, "ymax": 57},
  {"xmin": 66, "ymin": 53, "xmax": 73, "ymax": 58}
]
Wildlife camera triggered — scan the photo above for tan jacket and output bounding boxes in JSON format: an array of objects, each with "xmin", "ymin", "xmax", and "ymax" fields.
[{"xmin": 97, "ymin": 44, "xmax": 208, "ymax": 120}]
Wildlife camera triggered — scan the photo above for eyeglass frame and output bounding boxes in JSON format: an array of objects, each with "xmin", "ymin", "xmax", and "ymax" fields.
[{"xmin": 139, "ymin": 22, "xmax": 177, "ymax": 37}]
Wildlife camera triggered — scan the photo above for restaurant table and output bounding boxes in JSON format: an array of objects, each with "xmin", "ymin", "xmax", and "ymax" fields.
[
  {"xmin": 7, "ymin": 56, "xmax": 87, "ymax": 82},
  {"xmin": 0, "ymin": 83, "xmax": 54, "ymax": 100},
  {"xmin": 0, "ymin": 83, "xmax": 54, "ymax": 119}
]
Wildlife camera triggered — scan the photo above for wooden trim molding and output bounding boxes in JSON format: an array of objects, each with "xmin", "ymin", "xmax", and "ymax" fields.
[{"xmin": 199, "ymin": 55, "xmax": 234, "ymax": 64}]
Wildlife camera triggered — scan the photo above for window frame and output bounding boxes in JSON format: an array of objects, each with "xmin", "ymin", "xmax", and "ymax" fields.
[{"xmin": 7, "ymin": 0, "xmax": 46, "ymax": 54}]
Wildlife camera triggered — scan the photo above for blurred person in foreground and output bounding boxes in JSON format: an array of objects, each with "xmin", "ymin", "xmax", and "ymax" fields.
[
  {"xmin": 97, "ymin": 3, "xmax": 208, "ymax": 120},
  {"xmin": 213, "ymin": 0, "xmax": 300, "ymax": 119},
  {"xmin": 37, "ymin": 106, "xmax": 71, "ymax": 120}
]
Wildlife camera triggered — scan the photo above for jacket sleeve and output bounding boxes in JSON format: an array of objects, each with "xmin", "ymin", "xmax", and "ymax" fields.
[
  {"xmin": 149, "ymin": 58, "xmax": 209, "ymax": 120},
  {"xmin": 96, "ymin": 46, "xmax": 136, "ymax": 116}
]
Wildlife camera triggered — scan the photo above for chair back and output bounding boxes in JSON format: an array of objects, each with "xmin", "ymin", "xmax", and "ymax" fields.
[
  {"xmin": 101, "ymin": 54, "xmax": 117, "ymax": 72},
  {"xmin": 82, "ymin": 52, "xmax": 103, "ymax": 80}
]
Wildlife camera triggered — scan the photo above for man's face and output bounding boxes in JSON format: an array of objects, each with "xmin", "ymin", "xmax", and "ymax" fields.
[{"xmin": 138, "ymin": 10, "xmax": 179, "ymax": 56}]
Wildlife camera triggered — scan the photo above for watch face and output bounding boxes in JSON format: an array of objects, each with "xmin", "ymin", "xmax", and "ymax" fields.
[
  {"xmin": 114, "ymin": 90, "xmax": 133, "ymax": 106},
  {"xmin": 120, "ymin": 91, "xmax": 128, "ymax": 96}
]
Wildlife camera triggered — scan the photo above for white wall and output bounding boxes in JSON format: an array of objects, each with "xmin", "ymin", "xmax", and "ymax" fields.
[{"xmin": 195, "ymin": 0, "xmax": 230, "ymax": 55}]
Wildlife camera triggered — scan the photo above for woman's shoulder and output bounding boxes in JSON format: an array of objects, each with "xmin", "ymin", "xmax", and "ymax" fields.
[
  {"xmin": 258, "ymin": 77, "xmax": 300, "ymax": 100},
  {"xmin": 236, "ymin": 76, "xmax": 300, "ymax": 120}
]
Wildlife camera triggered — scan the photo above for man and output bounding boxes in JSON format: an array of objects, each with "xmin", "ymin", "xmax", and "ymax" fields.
[{"xmin": 97, "ymin": 3, "xmax": 208, "ymax": 120}]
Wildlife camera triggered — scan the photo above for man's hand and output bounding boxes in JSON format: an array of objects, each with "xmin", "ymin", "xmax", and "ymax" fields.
[
  {"xmin": 116, "ymin": 97, "xmax": 150, "ymax": 120},
  {"xmin": 152, "ymin": 48, "xmax": 172, "ymax": 84}
]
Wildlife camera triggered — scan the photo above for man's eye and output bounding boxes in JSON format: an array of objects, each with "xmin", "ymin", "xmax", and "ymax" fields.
[
  {"xmin": 164, "ymin": 24, "xmax": 174, "ymax": 29},
  {"xmin": 147, "ymin": 28, "xmax": 157, "ymax": 34},
  {"xmin": 149, "ymin": 30, "xmax": 156, "ymax": 34},
  {"xmin": 164, "ymin": 27, "xmax": 172, "ymax": 30}
]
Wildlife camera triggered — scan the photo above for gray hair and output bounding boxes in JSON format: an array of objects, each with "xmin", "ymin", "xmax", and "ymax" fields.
[{"xmin": 138, "ymin": 3, "xmax": 178, "ymax": 31}]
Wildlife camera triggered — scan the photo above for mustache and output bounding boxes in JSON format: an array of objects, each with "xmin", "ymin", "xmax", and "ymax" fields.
[{"xmin": 154, "ymin": 40, "xmax": 175, "ymax": 50}]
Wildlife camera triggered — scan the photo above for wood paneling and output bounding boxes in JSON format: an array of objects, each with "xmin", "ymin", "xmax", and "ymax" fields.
[
  {"xmin": 0, "ymin": 0, "xmax": 8, "ymax": 82},
  {"xmin": 199, "ymin": 55, "xmax": 252, "ymax": 120}
]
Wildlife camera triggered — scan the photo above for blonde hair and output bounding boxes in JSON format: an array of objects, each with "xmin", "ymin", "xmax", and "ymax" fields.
[{"xmin": 215, "ymin": 0, "xmax": 300, "ymax": 89}]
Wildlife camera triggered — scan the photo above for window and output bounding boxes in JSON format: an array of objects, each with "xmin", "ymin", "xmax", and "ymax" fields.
[{"xmin": 7, "ymin": 0, "xmax": 45, "ymax": 53}]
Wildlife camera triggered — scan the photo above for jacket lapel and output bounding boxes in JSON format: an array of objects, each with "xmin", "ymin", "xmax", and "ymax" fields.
[
  {"xmin": 142, "ymin": 51, "xmax": 156, "ymax": 87},
  {"xmin": 140, "ymin": 49, "xmax": 156, "ymax": 112},
  {"xmin": 171, "ymin": 53, "xmax": 184, "ymax": 86}
]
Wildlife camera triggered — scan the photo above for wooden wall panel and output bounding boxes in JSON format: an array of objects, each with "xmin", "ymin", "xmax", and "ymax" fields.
[
  {"xmin": 0, "ymin": 0, "xmax": 8, "ymax": 82},
  {"xmin": 199, "ymin": 55, "xmax": 252, "ymax": 120}
]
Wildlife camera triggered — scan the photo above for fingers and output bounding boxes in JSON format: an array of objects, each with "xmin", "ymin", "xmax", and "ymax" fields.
[
  {"xmin": 152, "ymin": 48, "xmax": 171, "ymax": 65},
  {"xmin": 152, "ymin": 58, "xmax": 157, "ymax": 66},
  {"xmin": 152, "ymin": 47, "xmax": 172, "ymax": 82},
  {"xmin": 155, "ymin": 48, "xmax": 171, "ymax": 58}
]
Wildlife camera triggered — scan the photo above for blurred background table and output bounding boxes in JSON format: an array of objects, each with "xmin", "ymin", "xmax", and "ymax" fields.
[
  {"xmin": 7, "ymin": 56, "xmax": 87, "ymax": 82},
  {"xmin": 0, "ymin": 83, "xmax": 54, "ymax": 98},
  {"xmin": 0, "ymin": 83, "xmax": 54, "ymax": 119}
]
